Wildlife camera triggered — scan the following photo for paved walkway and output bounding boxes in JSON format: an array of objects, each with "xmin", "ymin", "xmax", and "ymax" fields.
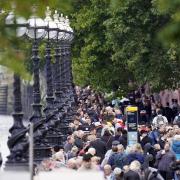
[{"xmin": 0, "ymin": 115, "xmax": 13, "ymax": 170}]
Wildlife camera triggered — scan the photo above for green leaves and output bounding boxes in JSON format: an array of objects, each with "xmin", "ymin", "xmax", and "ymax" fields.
[{"xmin": 72, "ymin": 0, "xmax": 179, "ymax": 94}]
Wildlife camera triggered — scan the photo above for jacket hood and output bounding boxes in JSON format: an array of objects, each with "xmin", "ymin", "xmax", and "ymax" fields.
[
  {"xmin": 144, "ymin": 143, "xmax": 153, "ymax": 153},
  {"xmin": 128, "ymin": 153, "xmax": 144, "ymax": 164}
]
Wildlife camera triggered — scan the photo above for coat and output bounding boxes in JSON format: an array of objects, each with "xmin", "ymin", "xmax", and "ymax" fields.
[
  {"xmin": 172, "ymin": 140, "xmax": 180, "ymax": 160},
  {"xmin": 124, "ymin": 153, "xmax": 144, "ymax": 165},
  {"xmin": 101, "ymin": 135, "xmax": 114, "ymax": 150},
  {"xmin": 156, "ymin": 150, "xmax": 176, "ymax": 172},
  {"xmin": 90, "ymin": 138, "xmax": 107, "ymax": 161},
  {"xmin": 141, "ymin": 136, "xmax": 153, "ymax": 149},
  {"xmin": 124, "ymin": 170, "xmax": 141, "ymax": 180}
]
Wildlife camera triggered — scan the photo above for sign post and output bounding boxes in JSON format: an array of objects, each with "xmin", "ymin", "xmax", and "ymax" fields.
[{"xmin": 126, "ymin": 106, "xmax": 138, "ymax": 146}]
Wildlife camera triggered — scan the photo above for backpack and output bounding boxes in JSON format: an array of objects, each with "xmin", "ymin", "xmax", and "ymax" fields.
[
  {"xmin": 148, "ymin": 171, "xmax": 160, "ymax": 180},
  {"xmin": 113, "ymin": 153, "xmax": 125, "ymax": 169},
  {"xmin": 177, "ymin": 115, "xmax": 180, "ymax": 121},
  {"xmin": 174, "ymin": 115, "xmax": 180, "ymax": 127},
  {"xmin": 145, "ymin": 167, "xmax": 163, "ymax": 180},
  {"xmin": 156, "ymin": 116, "xmax": 165, "ymax": 126}
]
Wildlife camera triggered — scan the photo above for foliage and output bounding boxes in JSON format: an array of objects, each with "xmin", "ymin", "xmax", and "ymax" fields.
[
  {"xmin": 72, "ymin": 0, "xmax": 113, "ymax": 92},
  {"xmin": 154, "ymin": 0, "xmax": 180, "ymax": 88},
  {"xmin": 72, "ymin": 0, "xmax": 179, "ymax": 93},
  {"xmin": 0, "ymin": 0, "xmax": 73, "ymax": 78},
  {"xmin": 155, "ymin": 0, "xmax": 180, "ymax": 53},
  {"xmin": 105, "ymin": 0, "xmax": 177, "ymax": 91}
]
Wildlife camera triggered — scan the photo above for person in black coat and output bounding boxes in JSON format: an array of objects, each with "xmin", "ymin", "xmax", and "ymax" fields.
[
  {"xmin": 140, "ymin": 130, "xmax": 152, "ymax": 149},
  {"xmin": 124, "ymin": 170, "xmax": 141, "ymax": 180},
  {"xmin": 118, "ymin": 129, "xmax": 127, "ymax": 149},
  {"xmin": 90, "ymin": 135, "xmax": 107, "ymax": 162},
  {"xmin": 143, "ymin": 143, "xmax": 156, "ymax": 168},
  {"xmin": 164, "ymin": 102, "xmax": 173, "ymax": 123},
  {"xmin": 101, "ymin": 129, "xmax": 114, "ymax": 150}
]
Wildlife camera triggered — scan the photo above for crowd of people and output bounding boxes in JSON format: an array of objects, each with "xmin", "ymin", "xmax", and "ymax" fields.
[{"xmin": 37, "ymin": 86, "xmax": 180, "ymax": 179}]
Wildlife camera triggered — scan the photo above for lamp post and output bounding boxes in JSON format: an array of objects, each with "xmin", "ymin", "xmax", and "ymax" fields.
[
  {"xmin": 27, "ymin": 13, "xmax": 45, "ymax": 124},
  {"xmin": 5, "ymin": 10, "xmax": 29, "ymax": 169},
  {"xmin": 26, "ymin": 10, "xmax": 51, "ymax": 161},
  {"xmin": 44, "ymin": 7, "xmax": 56, "ymax": 117},
  {"xmin": 53, "ymin": 11, "xmax": 62, "ymax": 112},
  {"xmin": 43, "ymin": 7, "xmax": 63, "ymax": 147},
  {"xmin": 58, "ymin": 14, "xmax": 69, "ymax": 113},
  {"xmin": 62, "ymin": 16, "xmax": 76, "ymax": 122},
  {"xmin": 52, "ymin": 11, "xmax": 69, "ymax": 141}
]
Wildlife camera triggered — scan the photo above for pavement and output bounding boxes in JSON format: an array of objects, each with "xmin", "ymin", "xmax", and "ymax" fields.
[{"xmin": 0, "ymin": 115, "xmax": 13, "ymax": 170}]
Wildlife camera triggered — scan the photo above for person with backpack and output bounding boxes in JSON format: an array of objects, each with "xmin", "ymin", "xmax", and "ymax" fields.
[
  {"xmin": 152, "ymin": 109, "xmax": 168, "ymax": 129},
  {"xmin": 173, "ymin": 112, "xmax": 180, "ymax": 127},
  {"xmin": 107, "ymin": 141, "xmax": 126, "ymax": 169},
  {"xmin": 144, "ymin": 167, "xmax": 164, "ymax": 180}
]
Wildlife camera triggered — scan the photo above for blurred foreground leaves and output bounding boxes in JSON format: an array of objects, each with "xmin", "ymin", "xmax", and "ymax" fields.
[{"xmin": 0, "ymin": 0, "xmax": 72, "ymax": 79}]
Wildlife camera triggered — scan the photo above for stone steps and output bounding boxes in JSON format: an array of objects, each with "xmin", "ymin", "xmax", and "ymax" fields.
[{"xmin": 0, "ymin": 85, "xmax": 8, "ymax": 115}]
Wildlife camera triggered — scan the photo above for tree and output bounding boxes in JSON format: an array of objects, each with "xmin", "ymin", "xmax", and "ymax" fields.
[
  {"xmin": 72, "ymin": 0, "xmax": 179, "ymax": 94},
  {"xmin": 155, "ymin": 0, "xmax": 180, "ymax": 51},
  {"xmin": 155, "ymin": 1, "xmax": 180, "ymax": 89},
  {"xmin": 105, "ymin": 0, "xmax": 175, "ymax": 91},
  {"xmin": 72, "ymin": 0, "xmax": 116, "ymax": 92}
]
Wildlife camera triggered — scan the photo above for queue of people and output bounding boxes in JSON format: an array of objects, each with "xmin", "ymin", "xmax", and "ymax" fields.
[{"xmin": 36, "ymin": 86, "xmax": 180, "ymax": 180}]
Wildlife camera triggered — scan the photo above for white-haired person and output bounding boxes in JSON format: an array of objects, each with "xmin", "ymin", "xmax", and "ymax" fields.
[
  {"xmin": 52, "ymin": 151, "xmax": 66, "ymax": 168},
  {"xmin": 103, "ymin": 164, "xmax": 114, "ymax": 180},
  {"xmin": 113, "ymin": 167, "xmax": 124, "ymax": 180},
  {"xmin": 123, "ymin": 160, "xmax": 142, "ymax": 180}
]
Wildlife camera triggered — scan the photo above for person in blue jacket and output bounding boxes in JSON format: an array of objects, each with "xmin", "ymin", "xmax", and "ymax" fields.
[
  {"xmin": 171, "ymin": 135, "xmax": 180, "ymax": 160},
  {"xmin": 171, "ymin": 135, "xmax": 180, "ymax": 180}
]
